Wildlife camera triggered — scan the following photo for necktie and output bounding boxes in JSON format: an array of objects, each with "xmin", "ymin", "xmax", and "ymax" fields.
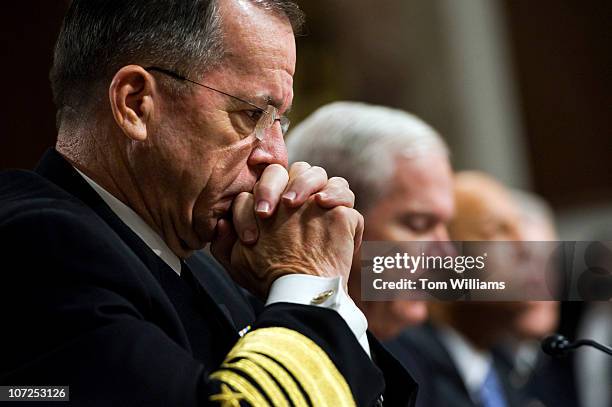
[{"xmin": 478, "ymin": 365, "xmax": 508, "ymax": 407}]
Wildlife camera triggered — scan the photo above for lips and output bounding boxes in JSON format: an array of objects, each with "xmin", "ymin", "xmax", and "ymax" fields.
[
  {"xmin": 212, "ymin": 197, "xmax": 234, "ymax": 217},
  {"xmin": 212, "ymin": 180, "xmax": 256, "ymax": 218}
]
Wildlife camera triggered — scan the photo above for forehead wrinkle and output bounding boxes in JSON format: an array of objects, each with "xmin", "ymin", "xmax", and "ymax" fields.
[
  {"xmin": 220, "ymin": 2, "xmax": 296, "ymax": 74},
  {"xmin": 215, "ymin": 0, "xmax": 295, "ymax": 112},
  {"xmin": 254, "ymin": 70, "xmax": 293, "ymax": 108},
  {"xmin": 219, "ymin": 6, "xmax": 296, "ymax": 77}
]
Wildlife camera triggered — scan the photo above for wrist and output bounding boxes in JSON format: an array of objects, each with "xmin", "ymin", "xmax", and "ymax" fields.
[{"xmin": 266, "ymin": 262, "xmax": 344, "ymax": 280}]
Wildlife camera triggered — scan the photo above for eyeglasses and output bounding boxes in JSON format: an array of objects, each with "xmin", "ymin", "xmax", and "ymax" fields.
[{"xmin": 145, "ymin": 66, "xmax": 290, "ymax": 140}]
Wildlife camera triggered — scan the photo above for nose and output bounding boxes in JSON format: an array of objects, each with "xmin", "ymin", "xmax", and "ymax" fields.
[
  {"xmin": 247, "ymin": 124, "xmax": 288, "ymax": 178},
  {"xmin": 431, "ymin": 224, "xmax": 450, "ymax": 242},
  {"xmin": 429, "ymin": 239, "xmax": 457, "ymax": 258}
]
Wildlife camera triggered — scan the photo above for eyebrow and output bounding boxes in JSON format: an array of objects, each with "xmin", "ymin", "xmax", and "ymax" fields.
[
  {"xmin": 228, "ymin": 97, "xmax": 292, "ymax": 121},
  {"xmin": 251, "ymin": 93, "xmax": 292, "ymax": 114},
  {"xmin": 251, "ymin": 94, "xmax": 283, "ymax": 111},
  {"xmin": 145, "ymin": 67, "xmax": 292, "ymax": 114}
]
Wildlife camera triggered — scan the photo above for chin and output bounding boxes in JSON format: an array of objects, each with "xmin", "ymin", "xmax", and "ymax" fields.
[{"xmin": 515, "ymin": 311, "xmax": 558, "ymax": 339}]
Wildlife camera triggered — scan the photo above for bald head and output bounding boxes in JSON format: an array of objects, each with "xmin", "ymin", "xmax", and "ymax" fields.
[
  {"xmin": 511, "ymin": 189, "xmax": 557, "ymax": 241},
  {"xmin": 449, "ymin": 171, "xmax": 522, "ymax": 241},
  {"xmin": 434, "ymin": 173, "xmax": 560, "ymax": 346}
]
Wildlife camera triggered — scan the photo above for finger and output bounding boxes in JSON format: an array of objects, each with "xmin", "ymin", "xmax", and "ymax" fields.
[
  {"xmin": 282, "ymin": 161, "xmax": 312, "ymax": 206},
  {"xmin": 210, "ymin": 218, "xmax": 237, "ymax": 269},
  {"xmin": 337, "ymin": 206, "xmax": 364, "ymax": 252},
  {"xmin": 232, "ymin": 192, "xmax": 259, "ymax": 245},
  {"xmin": 351, "ymin": 211, "xmax": 365, "ymax": 292},
  {"xmin": 282, "ymin": 165, "xmax": 328, "ymax": 207},
  {"xmin": 288, "ymin": 161, "xmax": 311, "ymax": 180},
  {"xmin": 222, "ymin": 244, "xmax": 251, "ymax": 290},
  {"xmin": 283, "ymin": 161, "xmax": 313, "ymax": 206},
  {"xmin": 353, "ymin": 211, "xmax": 365, "ymax": 252},
  {"xmin": 253, "ymin": 164, "xmax": 289, "ymax": 218},
  {"xmin": 314, "ymin": 177, "xmax": 355, "ymax": 209}
]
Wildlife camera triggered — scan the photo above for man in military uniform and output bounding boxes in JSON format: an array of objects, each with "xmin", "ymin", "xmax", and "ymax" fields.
[{"xmin": 0, "ymin": 0, "xmax": 415, "ymax": 405}]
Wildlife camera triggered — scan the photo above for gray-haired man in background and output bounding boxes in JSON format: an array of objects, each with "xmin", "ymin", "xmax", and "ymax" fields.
[{"xmin": 287, "ymin": 101, "xmax": 455, "ymax": 340}]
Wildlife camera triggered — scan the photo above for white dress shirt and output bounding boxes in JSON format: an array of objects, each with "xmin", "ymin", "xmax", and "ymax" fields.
[{"xmin": 75, "ymin": 168, "xmax": 370, "ymax": 356}]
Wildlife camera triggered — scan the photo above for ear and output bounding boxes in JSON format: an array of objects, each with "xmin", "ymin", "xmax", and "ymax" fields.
[{"xmin": 108, "ymin": 65, "xmax": 155, "ymax": 142}]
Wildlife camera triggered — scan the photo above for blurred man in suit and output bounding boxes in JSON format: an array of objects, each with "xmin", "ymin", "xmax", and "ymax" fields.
[
  {"xmin": 286, "ymin": 101, "xmax": 454, "ymax": 339},
  {"xmin": 386, "ymin": 172, "xmax": 560, "ymax": 407},
  {"xmin": 0, "ymin": 1, "xmax": 416, "ymax": 405},
  {"xmin": 510, "ymin": 191, "xmax": 606, "ymax": 407}
]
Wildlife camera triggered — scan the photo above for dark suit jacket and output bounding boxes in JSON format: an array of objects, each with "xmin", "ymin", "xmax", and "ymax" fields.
[
  {"xmin": 385, "ymin": 323, "xmax": 525, "ymax": 407},
  {"xmin": 514, "ymin": 302, "xmax": 583, "ymax": 407},
  {"xmin": 0, "ymin": 149, "xmax": 416, "ymax": 406},
  {"xmin": 492, "ymin": 344, "xmax": 580, "ymax": 407}
]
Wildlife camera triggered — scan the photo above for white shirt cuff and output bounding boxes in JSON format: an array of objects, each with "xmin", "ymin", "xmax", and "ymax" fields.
[{"xmin": 266, "ymin": 274, "xmax": 371, "ymax": 357}]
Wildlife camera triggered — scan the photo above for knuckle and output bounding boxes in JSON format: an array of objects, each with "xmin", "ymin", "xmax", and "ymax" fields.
[
  {"xmin": 310, "ymin": 166, "xmax": 328, "ymax": 180},
  {"xmin": 235, "ymin": 191, "xmax": 253, "ymax": 203},
  {"xmin": 267, "ymin": 163, "xmax": 286, "ymax": 172},
  {"xmin": 290, "ymin": 161, "xmax": 311, "ymax": 172},
  {"xmin": 348, "ymin": 189, "xmax": 356, "ymax": 202},
  {"xmin": 328, "ymin": 205, "xmax": 351, "ymax": 221},
  {"xmin": 266, "ymin": 163, "xmax": 289, "ymax": 178},
  {"xmin": 329, "ymin": 176, "xmax": 350, "ymax": 188},
  {"xmin": 325, "ymin": 179, "xmax": 355, "ymax": 204},
  {"xmin": 254, "ymin": 182, "xmax": 274, "ymax": 197},
  {"xmin": 233, "ymin": 193, "xmax": 254, "ymax": 215},
  {"xmin": 292, "ymin": 161, "xmax": 311, "ymax": 168}
]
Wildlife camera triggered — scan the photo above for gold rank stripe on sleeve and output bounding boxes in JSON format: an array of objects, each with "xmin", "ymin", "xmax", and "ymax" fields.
[
  {"xmin": 228, "ymin": 350, "xmax": 308, "ymax": 407},
  {"xmin": 210, "ymin": 327, "xmax": 356, "ymax": 407},
  {"xmin": 222, "ymin": 358, "xmax": 289, "ymax": 407},
  {"xmin": 210, "ymin": 370, "xmax": 268, "ymax": 406}
]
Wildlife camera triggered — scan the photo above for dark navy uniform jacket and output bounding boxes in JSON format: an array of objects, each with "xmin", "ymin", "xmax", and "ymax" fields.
[{"xmin": 0, "ymin": 148, "xmax": 416, "ymax": 406}]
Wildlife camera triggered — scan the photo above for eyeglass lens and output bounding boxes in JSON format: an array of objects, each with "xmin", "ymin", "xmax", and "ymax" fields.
[{"xmin": 254, "ymin": 105, "xmax": 291, "ymax": 140}]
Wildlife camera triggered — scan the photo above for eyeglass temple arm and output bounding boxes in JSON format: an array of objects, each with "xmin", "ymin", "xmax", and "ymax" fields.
[{"xmin": 144, "ymin": 66, "xmax": 266, "ymax": 112}]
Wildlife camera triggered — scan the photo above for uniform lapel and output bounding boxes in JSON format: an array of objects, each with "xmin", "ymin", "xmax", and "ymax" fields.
[{"xmin": 185, "ymin": 251, "xmax": 257, "ymax": 332}]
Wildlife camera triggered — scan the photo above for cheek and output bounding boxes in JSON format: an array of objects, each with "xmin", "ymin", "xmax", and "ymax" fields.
[
  {"xmin": 389, "ymin": 227, "xmax": 420, "ymax": 241},
  {"xmin": 364, "ymin": 210, "xmax": 410, "ymax": 241},
  {"xmin": 205, "ymin": 141, "xmax": 256, "ymax": 190},
  {"xmin": 192, "ymin": 144, "xmax": 257, "ymax": 214},
  {"xmin": 363, "ymin": 204, "xmax": 394, "ymax": 239}
]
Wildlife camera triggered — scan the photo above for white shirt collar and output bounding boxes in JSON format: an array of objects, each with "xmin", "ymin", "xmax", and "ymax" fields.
[
  {"xmin": 437, "ymin": 325, "xmax": 493, "ymax": 398},
  {"xmin": 74, "ymin": 168, "xmax": 182, "ymax": 275}
]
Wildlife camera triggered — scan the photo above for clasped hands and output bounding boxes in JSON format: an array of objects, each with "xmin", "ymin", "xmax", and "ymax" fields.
[{"xmin": 211, "ymin": 162, "xmax": 363, "ymax": 299}]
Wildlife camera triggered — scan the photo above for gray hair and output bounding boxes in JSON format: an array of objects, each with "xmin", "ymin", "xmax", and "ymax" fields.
[
  {"xmin": 511, "ymin": 189, "xmax": 556, "ymax": 228},
  {"xmin": 286, "ymin": 101, "xmax": 449, "ymax": 211},
  {"xmin": 50, "ymin": 0, "xmax": 304, "ymax": 126}
]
